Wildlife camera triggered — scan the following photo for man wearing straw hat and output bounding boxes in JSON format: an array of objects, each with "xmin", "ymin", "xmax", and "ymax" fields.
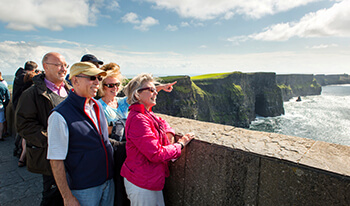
[{"xmin": 47, "ymin": 62, "xmax": 114, "ymax": 205}]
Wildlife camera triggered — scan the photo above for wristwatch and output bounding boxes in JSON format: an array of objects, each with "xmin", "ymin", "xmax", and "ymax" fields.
[{"xmin": 177, "ymin": 142, "xmax": 184, "ymax": 149}]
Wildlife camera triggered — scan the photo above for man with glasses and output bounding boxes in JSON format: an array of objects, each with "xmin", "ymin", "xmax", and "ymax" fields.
[
  {"xmin": 47, "ymin": 62, "xmax": 114, "ymax": 205},
  {"xmin": 16, "ymin": 52, "xmax": 72, "ymax": 206}
]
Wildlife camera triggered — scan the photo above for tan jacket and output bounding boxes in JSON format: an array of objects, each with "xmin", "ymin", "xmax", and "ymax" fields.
[{"xmin": 15, "ymin": 74, "xmax": 71, "ymax": 175}]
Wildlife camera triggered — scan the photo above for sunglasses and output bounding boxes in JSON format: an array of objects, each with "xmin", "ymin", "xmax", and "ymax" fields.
[
  {"xmin": 138, "ymin": 87, "xmax": 157, "ymax": 93},
  {"xmin": 104, "ymin": 82, "xmax": 121, "ymax": 88},
  {"xmin": 76, "ymin": 75, "xmax": 103, "ymax": 81}
]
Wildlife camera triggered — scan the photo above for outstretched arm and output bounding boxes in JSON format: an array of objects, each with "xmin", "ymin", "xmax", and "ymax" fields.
[{"xmin": 156, "ymin": 81, "xmax": 177, "ymax": 92}]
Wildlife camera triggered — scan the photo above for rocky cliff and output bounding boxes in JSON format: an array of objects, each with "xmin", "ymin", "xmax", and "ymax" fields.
[
  {"xmin": 276, "ymin": 74, "xmax": 322, "ymax": 101},
  {"xmin": 154, "ymin": 72, "xmax": 284, "ymax": 128},
  {"xmin": 315, "ymin": 74, "xmax": 350, "ymax": 86}
]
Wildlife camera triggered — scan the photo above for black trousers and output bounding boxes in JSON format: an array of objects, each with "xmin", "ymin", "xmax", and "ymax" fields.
[
  {"xmin": 113, "ymin": 142, "xmax": 130, "ymax": 206},
  {"xmin": 41, "ymin": 175, "xmax": 64, "ymax": 206}
]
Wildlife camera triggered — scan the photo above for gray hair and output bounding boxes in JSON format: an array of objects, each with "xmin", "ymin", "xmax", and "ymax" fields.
[{"xmin": 124, "ymin": 73, "xmax": 159, "ymax": 105}]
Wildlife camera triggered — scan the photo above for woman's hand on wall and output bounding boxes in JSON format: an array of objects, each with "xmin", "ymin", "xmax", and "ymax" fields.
[{"xmin": 178, "ymin": 132, "xmax": 195, "ymax": 147}]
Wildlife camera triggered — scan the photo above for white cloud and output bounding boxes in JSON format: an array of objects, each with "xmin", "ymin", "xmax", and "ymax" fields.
[
  {"xmin": 0, "ymin": 41, "xmax": 90, "ymax": 74},
  {"xmin": 0, "ymin": 0, "xmax": 96, "ymax": 31},
  {"xmin": 43, "ymin": 39, "xmax": 82, "ymax": 47},
  {"xmin": 145, "ymin": 0, "xmax": 321, "ymax": 20},
  {"xmin": 166, "ymin": 24, "xmax": 178, "ymax": 31},
  {"xmin": 199, "ymin": 45, "xmax": 207, "ymax": 49},
  {"xmin": 122, "ymin": 12, "xmax": 140, "ymax": 24},
  {"xmin": 227, "ymin": 35, "xmax": 250, "ymax": 44},
  {"xmin": 106, "ymin": 0, "xmax": 120, "ymax": 11},
  {"xmin": 223, "ymin": 11, "xmax": 235, "ymax": 20},
  {"xmin": 309, "ymin": 44, "xmax": 338, "ymax": 49},
  {"xmin": 134, "ymin": 17, "xmax": 159, "ymax": 31},
  {"xmin": 191, "ymin": 21, "xmax": 205, "ymax": 27},
  {"xmin": 1, "ymin": 40, "xmax": 349, "ymax": 76},
  {"xmin": 180, "ymin": 22, "xmax": 190, "ymax": 27},
  {"xmin": 122, "ymin": 13, "xmax": 159, "ymax": 31},
  {"xmin": 179, "ymin": 21, "xmax": 204, "ymax": 28},
  {"xmin": 231, "ymin": 0, "xmax": 350, "ymax": 42}
]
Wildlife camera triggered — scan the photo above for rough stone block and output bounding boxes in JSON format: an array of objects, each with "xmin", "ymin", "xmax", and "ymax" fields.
[
  {"xmin": 165, "ymin": 140, "xmax": 260, "ymax": 205},
  {"xmin": 159, "ymin": 113, "xmax": 350, "ymax": 206},
  {"xmin": 258, "ymin": 158, "xmax": 350, "ymax": 206}
]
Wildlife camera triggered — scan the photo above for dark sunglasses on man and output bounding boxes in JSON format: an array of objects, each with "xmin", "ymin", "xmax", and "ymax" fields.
[{"xmin": 76, "ymin": 75, "xmax": 103, "ymax": 81}]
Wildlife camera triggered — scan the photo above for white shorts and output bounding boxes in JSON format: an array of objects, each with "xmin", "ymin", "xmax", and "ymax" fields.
[{"xmin": 124, "ymin": 178, "xmax": 165, "ymax": 206}]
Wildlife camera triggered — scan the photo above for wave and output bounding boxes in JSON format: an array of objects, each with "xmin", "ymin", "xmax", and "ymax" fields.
[{"xmin": 249, "ymin": 85, "xmax": 350, "ymax": 146}]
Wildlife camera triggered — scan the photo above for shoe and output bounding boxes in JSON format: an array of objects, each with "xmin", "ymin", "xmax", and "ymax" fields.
[{"xmin": 18, "ymin": 160, "xmax": 26, "ymax": 167}]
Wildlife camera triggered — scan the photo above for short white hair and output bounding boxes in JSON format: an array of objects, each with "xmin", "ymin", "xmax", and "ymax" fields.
[{"xmin": 124, "ymin": 73, "xmax": 159, "ymax": 105}]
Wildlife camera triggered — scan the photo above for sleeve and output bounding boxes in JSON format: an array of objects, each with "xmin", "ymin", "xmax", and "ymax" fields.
[
  {"xmin": 127, "ymin": 114, "xmax": 181, "ymax": 163},
  {"xmin": 47, "ymin": 112, "xmax": 69, "ymax": 160},
  {"xmin": 15, "ymin": 89, "xmax": 48, "ymax": 148},
  {"xmin": 4, "ymin": 87, "xmax": 10, "ymax": 107},
  {"xmin": 117, "ymin": 97, "xmax": 130, "ymax": 119}
]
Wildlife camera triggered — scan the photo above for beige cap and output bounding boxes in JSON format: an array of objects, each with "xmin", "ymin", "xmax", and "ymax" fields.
[{"xmin": 69, "ymin": 62, "xmax": 107, "ymax": 80}]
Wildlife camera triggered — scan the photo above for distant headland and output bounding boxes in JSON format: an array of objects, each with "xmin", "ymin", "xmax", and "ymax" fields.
[{"xmin": 154, "ymin": 73, "xmax": 350, "ymax": 128}]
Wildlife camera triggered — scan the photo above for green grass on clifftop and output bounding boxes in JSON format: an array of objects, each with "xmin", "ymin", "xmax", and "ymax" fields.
[
  {"xmin": 159, "ymin": 75, "xmax": 187, "ymax": 82},
  {"xmin": 191, "ymin": 72, "xmax": 234, "ymax": 80}
]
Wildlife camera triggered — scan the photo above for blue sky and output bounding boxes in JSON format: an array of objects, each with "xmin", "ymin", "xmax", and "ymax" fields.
[{"xmin": 0, "ymin": 0, "xmax": 349, "ymax": 76}]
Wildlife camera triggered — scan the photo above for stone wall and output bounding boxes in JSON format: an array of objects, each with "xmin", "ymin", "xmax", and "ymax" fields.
[{"xmin": 159, "ymin": 114, "xmax": 350, "ymax": 206}]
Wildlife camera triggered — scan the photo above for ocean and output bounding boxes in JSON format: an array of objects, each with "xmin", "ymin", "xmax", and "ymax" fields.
[{"xmin": 249, "ymin": 84, "xmax": 350, "ymax": 146}]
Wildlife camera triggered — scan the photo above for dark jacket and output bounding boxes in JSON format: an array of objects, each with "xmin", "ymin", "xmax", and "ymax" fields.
[
  {"xmin": 12, "ymin": 67, "xmax": 26, "ymax": 109},
  {"xmin": 15, "ymin": 74, "xmax": 72, "ymax": 175},
  {"xmin": 12, "ymin": 67, "xmax": 34, "ymax": 109},
  {"xmin": 53, "ymin": 91, "xmax": 114, "ymax": 190}
]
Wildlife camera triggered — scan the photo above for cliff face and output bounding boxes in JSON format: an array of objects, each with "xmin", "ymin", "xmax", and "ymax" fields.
[
  {"xmin": 315, "ymin": 74, "xmax": 350, "ymax": 86},
  {"xmin": 154, "ymin": 72, "xmax": 284, "ymax": 128},
  {"xmin": 276, "ymin": 74, "xmax": 322, "ymax": 101},
  {"xmin": 153, "ymin": 72, "xmax": 349, "ymax": 127}
]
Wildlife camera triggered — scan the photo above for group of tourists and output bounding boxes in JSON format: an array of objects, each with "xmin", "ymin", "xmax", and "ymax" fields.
[{"xmin": 2, "ymin": 52, "xmax": 195, "ymax": 206}]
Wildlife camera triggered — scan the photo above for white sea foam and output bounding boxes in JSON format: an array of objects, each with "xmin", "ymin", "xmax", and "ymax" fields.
[{"xmin": 249, "ymin": 85, "xmax": 350, "ymax": 146}]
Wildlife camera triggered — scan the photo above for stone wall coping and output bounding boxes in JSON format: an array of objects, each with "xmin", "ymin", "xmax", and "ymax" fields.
[{"xmin": 157, "ymin": 113, "xmax": 350, "ymax": 177}]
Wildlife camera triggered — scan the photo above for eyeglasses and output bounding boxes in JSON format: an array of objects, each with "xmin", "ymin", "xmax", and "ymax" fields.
[
  {"xmin": 138, "ymin": 87, "xmax": 157, "ymax": 93},
  {"xmin": 104, "ymin": 82, "xmax": 121, "ymax": 88},
  {"xmin": 45, "ymin": 62, "xmax": 69, "ymax": 69},
  {"xmin": 76, "ymin": 75, "xmax": 103, "ymax": 81}
]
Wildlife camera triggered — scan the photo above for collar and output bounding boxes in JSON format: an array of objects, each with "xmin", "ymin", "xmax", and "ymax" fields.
[
  {"xmin": 67, "ymin": 89, "xmax": 92, "ymax": 111},
  {"xmin": 44, "ymin": 78, "xmax": 65, "ymax": 89},
  {"xmin": 129, "ymin": 103, "xmax": 152, "ymax": 114}
]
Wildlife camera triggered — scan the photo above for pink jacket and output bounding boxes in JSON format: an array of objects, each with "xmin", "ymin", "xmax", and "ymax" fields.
[{"xmin": 120, "ymin": 103, "xmax": 182, "ymax": 191}]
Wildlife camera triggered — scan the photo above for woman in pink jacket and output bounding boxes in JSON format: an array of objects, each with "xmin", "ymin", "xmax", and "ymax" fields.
[{"xmin": 120, "ymin": 73, "xmax": 194, "ymax": 206}]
